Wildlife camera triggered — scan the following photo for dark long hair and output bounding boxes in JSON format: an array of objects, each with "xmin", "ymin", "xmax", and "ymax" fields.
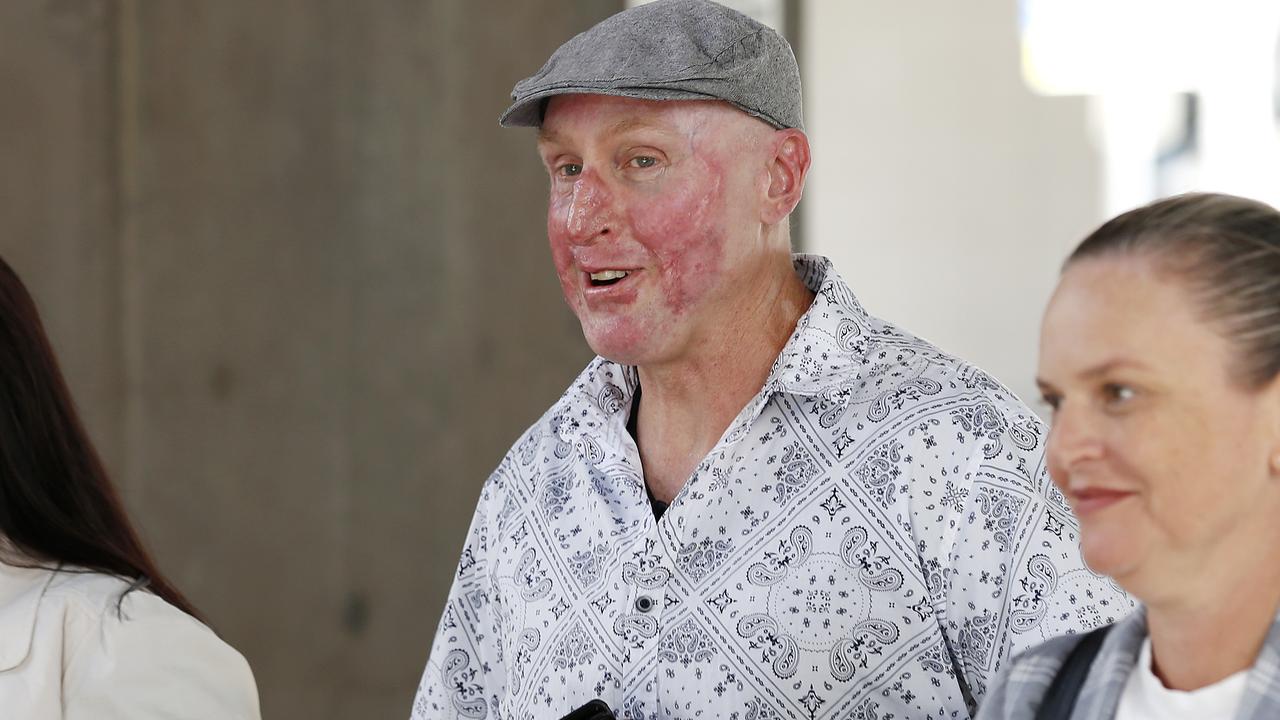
[{"xmin": 0, "ymin": 256, "xmax": 199, "ymax": 619}]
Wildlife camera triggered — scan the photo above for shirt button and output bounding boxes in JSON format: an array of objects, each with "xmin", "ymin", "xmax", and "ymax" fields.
[{"xmin": 635, "ymin": 595, "xmax": 655, "ymax": 613}]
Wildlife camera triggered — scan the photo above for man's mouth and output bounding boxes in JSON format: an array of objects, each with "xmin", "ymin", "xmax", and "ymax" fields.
[{"xmin": 588, "ymin": 270, "xmax": 631, "ymax": 287}]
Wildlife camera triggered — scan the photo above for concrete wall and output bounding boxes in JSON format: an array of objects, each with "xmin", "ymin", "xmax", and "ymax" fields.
[
  {"xmin": 0, "ymin": 1, "xmax": 1102, "ymax": 716},
  {"xmin": 803, "ymin": 0, "xmax": 1103, "ymax": 405},
  {"xmin": 0, "ymin": 2, "xmax": 614, "ymax": 718}
]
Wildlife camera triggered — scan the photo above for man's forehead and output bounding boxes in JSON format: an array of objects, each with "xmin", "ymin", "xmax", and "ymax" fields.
[{"xmin": 537, "ymin": 95, "xmax": 744, "ymax": 145}]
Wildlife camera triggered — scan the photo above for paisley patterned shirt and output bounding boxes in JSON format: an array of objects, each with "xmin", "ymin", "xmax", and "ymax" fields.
[{"xmin": 412, "ymin": 255, "xmax": 1131, "ymax": 720}]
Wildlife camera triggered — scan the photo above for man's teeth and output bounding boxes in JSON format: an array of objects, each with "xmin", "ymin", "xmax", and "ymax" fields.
[{"xmin": 590, "ymin": 270, "xmax": 629, "ymax": 282}]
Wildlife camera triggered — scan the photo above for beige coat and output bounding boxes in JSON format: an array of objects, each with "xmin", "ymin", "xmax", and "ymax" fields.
[{"xmin": 0, "ymin": 558, "xmax": 260, "ymax": 719}]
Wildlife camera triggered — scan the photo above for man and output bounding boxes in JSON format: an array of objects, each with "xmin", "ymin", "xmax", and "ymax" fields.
[{"xmin": 413, "ymin": 2, "xmax": 1129, "ymax": 718}]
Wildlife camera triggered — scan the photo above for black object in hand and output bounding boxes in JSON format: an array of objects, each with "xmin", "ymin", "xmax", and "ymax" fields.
[{"xmin": 560, "ymin": 699, "xmax": 616, "ymax": 720}]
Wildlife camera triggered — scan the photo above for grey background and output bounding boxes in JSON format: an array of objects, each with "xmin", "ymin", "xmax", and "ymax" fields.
[
  {"xmin": 0, "ymin": 1, "xmax": 619, "ymax": 717},
  {"xmin": 5, "ymin": 1, "xmax": 1203, "ymax": 718}
]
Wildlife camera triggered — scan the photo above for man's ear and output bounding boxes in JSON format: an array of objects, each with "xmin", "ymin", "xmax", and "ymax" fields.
[{"xmin": 762, "ymin": 129, "xmax": 811, "ymax": 225}]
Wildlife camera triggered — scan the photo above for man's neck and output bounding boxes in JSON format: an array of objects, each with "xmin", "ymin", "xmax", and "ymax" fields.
[{"xmin": 633, "ymin": 257, "xmax": 814, "ymax": 504}]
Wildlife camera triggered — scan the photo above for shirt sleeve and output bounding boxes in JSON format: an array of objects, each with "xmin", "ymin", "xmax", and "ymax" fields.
[
  {"xmin": 923, "ymin": 391, "xmax": 1132, "ymax": 708},
  {"xmin": 411, "ymin": 459, "xmax": 511, "ymax": 720},
  {"xmin": 62, "ymin": 588, "xmax": 261, "ymax": 720}
]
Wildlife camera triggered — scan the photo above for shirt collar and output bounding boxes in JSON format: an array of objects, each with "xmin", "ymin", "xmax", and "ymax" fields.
[
  {"xmin": 549, "ymin": 254, "xmax": 875, "ymax": 446},
  {"xmin": 766, "ymin": 254, "xmax": 876, "ymax": 398},
  {"xmin": 1242, "ymin": 604, "xmax": 1280, "ymax": 704}
]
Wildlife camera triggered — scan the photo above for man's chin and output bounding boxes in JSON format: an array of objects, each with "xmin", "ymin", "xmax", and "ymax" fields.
[
  {"xmin": 582, "ymin": 329, "xmax": 658, "ymax": 367},
  {"xmin": 584, "ymin": 339, "xmax": 648, "ymax": 367}
]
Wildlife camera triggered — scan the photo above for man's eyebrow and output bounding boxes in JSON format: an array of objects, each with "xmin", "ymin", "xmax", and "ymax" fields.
[
  {"xmin": 537, "ymin": 117, "xmax": 678, "ymax": 149},
  {"xmin": 602, "ymin": 117, "xmax": 674, "ymax": 138},
  {"xmin": 537, "ymin": 127, "xmax": 565, "ymax": 147}
]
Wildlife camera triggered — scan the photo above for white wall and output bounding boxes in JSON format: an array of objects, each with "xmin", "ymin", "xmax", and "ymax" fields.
[{"xmin": 801, "ymin": 0, "xmax": 1103, "ymax": 406}]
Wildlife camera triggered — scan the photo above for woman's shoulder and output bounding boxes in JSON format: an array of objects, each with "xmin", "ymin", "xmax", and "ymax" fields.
[
  {"xmin": 19, "ymin": 564, "xmax": 206, "ymax": 647},
  {"xmin": 44, "ymin": 565, "xmax": 152, "ymax": 612},
  {"xmin": 1, "ymin": 561, "xmax": 261, "ymax": 719},
  {"xmin": 977, "ymin": 630, "xmax": 1101, "ymax": 719},
  {"xmin": 59, "ymin": 572, "xmax": 261, "ymax": 718},
  {"xmin": 47, "ymin": 567, "xmax": 200, "ymax": 638},
  {"xmin": 0, "ymin": 557, "xmax": 168, "ymax": 624},
  {"xmin": 1008, "ymin": 629, "xmax": 1092, "ymax": 681}
]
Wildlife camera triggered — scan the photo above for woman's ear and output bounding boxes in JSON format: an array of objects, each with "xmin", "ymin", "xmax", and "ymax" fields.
[
  {"xmin": 1263, "ymin": 374, "xmax": 1280, "ymax": 479},
  {"xmin": 761, "ymin": 129, "xmax": 811, "ymax": 225}
]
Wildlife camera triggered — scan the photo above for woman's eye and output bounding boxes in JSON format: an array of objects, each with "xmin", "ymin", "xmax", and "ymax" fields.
[
  {"xmin": 1039, "ymin": 393, "xmax": 1061, "ymax": 413},
  {"xmin": 629, "ymin": 156, "xmax": 658, "ymax": 169},
  {"xmin": 1102, "ymin": 383, "xmax": 1135, "ymax": 405},
  {"xmin": 557, "ymin": 163, "xmax": 582, "ymax": 177}
]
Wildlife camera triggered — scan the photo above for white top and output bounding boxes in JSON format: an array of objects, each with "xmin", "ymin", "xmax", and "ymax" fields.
[
  {"xmin": 0, "ymin": 556, "xmax": 261, "ymax": 719},
  {"xmin": 413, "ymin": 255, "xmax": 1133, "ymax": 719},
  {"xmin": 1115, "ymin": 638, "xmax": 1249, "ymax": 720}
]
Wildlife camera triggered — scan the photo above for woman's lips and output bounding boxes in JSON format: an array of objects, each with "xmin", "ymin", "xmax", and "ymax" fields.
[{"xmin": 1068, "ymin": 487, "xmax": 1135, "ymax": 516}]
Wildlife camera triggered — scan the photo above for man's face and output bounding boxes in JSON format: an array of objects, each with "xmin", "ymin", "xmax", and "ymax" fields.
[{"xmin": 537, "ymin": 95, "xmax": 773, "ymax": 367}]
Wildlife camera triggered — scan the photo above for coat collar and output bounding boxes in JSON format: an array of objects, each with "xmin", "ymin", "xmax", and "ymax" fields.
[
  {"xmin": 1077, "ymin": 606, "xmax": 1147, "ymax": 717},
  {"xmin": 1240, "ymin": 607, "xmax": 1280, "ymax": 716},
  {"xmin": 0, "ymin": 552, "xmax": 57, "ymax": 671},
  {"xmin": 1079, "ymin": 606, "xmax": 1280, "ymax": 719}
]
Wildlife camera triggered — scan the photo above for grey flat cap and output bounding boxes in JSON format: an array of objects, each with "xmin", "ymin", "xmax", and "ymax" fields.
[{"xmin": 500, "ymin": 0, "xmax": 803, "ymax": 130}]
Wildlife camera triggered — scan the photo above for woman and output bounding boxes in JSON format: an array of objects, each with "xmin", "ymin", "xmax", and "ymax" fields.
[
  {"xmin": 979, "ymin": 192, "xmax": 1280, "ymax": 719},
  {"xmin": 0, "ymin": 257, "xmax": 261, "ymax": 718}
]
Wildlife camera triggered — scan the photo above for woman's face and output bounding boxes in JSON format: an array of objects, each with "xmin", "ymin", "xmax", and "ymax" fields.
[{"xmin": 1037, "ymin": 255, "xmax": 1280, "ymax": 603}]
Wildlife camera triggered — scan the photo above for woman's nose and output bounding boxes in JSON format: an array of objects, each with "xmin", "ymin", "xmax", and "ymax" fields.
[{"xmin": 1045, "ymin": 401, "xmax": 1104, "ymax": 477}]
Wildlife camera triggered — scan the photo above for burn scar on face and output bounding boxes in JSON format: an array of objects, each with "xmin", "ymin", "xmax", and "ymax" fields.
[{"xmin": 540, "ymin": 95, "xmax": 777, "ymax": 366}]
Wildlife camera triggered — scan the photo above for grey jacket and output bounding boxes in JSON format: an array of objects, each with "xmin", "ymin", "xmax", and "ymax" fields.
[{"xmin": 978, "ymin": 607, "xmax": 1280, "ymax": 719}]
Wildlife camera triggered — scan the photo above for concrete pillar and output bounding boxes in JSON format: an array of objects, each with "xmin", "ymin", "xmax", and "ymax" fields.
[
  {"xmin": 0, "ymin": 0, "xmax": 123, "ymax": 472},
  {"xmin": 0, "ymin": 2, "xmax": 618, "ymax": 717}
]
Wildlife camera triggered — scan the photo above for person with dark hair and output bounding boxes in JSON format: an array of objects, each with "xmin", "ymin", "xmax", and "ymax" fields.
[
  {"xmin": 979, "ymin": 192, "xmax": 1280, "ymax": 719},
  {"xmin": 0, "ymin": 257, "xmax": 261, "ymax": 718}
]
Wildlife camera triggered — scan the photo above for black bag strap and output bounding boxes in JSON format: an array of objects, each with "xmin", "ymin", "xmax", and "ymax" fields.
[
  {"xmin": 1034, "ymin": 624, "xmax": 1113, "ymax": 720},
  {"xmin": 560, "ymin": 699, "xmax": 616, "ymax": 720}
]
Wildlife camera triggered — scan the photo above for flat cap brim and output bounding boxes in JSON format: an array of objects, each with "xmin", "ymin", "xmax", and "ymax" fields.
[
  {"xmin": 499, "ymin": 0, "xmax": 802, "ymax": 131},
  {"xmin": 500, "ymin": 85, "xmax": 788, "ymax": 130}
]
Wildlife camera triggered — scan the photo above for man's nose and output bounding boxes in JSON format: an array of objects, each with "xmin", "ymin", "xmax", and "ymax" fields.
[
  {"xmin": 1045, "ymin": 401, "xmax": 1103, "ymax": 477},
  {"xmin": 565, "ymin": 170, "xmax": 613, "ymax": 244}
]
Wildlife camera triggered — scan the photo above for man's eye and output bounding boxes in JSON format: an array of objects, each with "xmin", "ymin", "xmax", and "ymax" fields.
[
  {"xmin": 557, "ymin": 163, "xmax": 582, "ymax": 177},
  {"xmin": 629, "ymin": 156, "xmax": 658, "ymax": 169}
]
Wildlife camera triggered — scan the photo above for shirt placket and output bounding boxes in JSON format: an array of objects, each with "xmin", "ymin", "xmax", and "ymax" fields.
[
  {"xmin": 622, "ymin": 543, "xmax": 669, "ymax": 720},
  {"xmin": 635, "ymin": 387, "xmax": 778, "ymax": 719},
  {"xmin": 602, "ymin": 391, "xmax": 667, "ymax": 720}
]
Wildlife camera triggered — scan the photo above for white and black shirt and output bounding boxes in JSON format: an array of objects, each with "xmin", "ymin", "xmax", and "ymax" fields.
[{"xmin": 412, "ymin": 255, "xmax": 1131, "ymax": 720}]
